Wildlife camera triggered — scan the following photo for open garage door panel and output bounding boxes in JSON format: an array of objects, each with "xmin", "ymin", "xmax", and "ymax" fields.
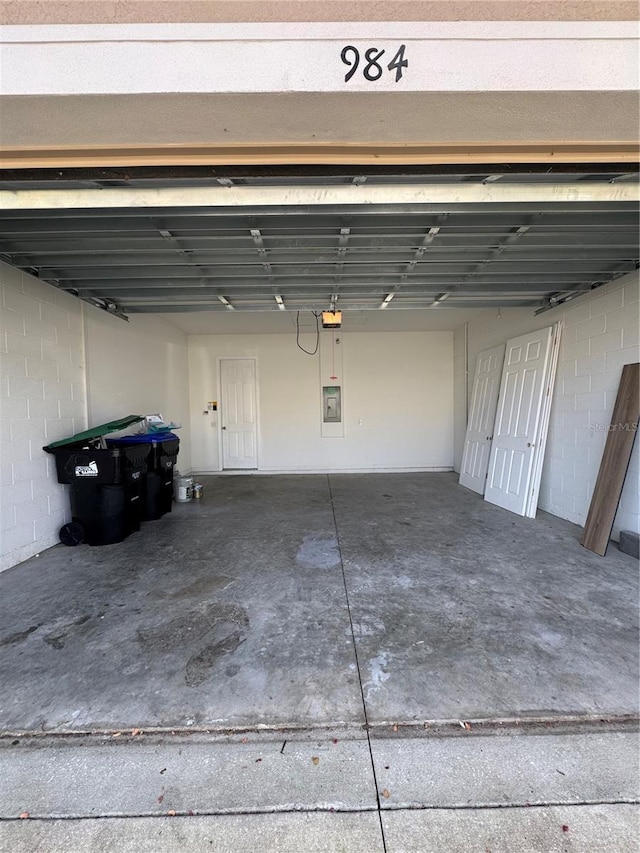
[{"xmin": 0, "ymin": 172, "xmax": 638, "ymax": 319}]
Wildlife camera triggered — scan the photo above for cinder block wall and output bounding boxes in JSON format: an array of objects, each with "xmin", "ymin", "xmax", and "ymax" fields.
[
  {"xmin": 1, "ymin": 262, "xmax": 192, "ymax": 573},
  {"xmin": 455, "ymin": 270, "xmax": 640, "ymax": 539},
  {"xmin": 0, "ymin": 262, "xmax": 87, "ymax": 571},
  {"xmin": 547, "ymin": 274, "xmax": 639, "ymax": 537}
]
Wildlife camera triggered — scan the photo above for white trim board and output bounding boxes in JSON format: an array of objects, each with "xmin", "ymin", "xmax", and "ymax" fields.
[
  {"xmin": 1, "ymin": 183, "xmax": 638, "ymax": 212},
  {"xmin": 1, "ymin": 22, "xmax": 636, "ymax": 95}
]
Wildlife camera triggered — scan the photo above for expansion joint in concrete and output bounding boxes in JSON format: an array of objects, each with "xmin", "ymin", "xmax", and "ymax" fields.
[{"xmin": 326, "ymin": 473, "xmax": 389, "ymax": 853}]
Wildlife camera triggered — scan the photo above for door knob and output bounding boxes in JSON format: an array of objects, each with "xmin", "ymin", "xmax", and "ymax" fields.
[{"xmin": 222, "ymin": 426, "xmax": 226, "ymax": 430}]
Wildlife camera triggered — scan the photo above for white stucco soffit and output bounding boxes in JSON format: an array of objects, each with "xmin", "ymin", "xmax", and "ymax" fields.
[{"xmin": 0, "ymin": 22, "xmax": 637, "ymax": 95}]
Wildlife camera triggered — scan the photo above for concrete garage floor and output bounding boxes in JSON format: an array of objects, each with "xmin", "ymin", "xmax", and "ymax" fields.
[{"xmin": 0, "ymin": 473, "xmax": 638, "ymax": 851}]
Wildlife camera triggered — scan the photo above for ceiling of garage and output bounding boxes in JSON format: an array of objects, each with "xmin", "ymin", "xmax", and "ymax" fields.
[{"xmin": 0, "ymin": 170, "xmax": 638, "ymax": 319}]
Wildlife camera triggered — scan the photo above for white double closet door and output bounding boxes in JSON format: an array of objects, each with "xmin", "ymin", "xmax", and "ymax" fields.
[
  {"xmin": 459, "ymin": 343, "xmax": 505, "ymax": 495},
  {"xmin": 460, "ymin": 324, "xmax": 561, "ymax": 517}
]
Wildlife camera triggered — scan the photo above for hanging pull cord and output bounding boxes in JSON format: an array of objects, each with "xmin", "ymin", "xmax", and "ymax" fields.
[{"xmin": 296, "ymin": 310, "xmax": 320, "ymax": 355}]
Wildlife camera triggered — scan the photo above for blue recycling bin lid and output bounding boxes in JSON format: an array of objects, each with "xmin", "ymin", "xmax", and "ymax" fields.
[{"xmin": 107, "ymin": 432, "xmax": 179, "ymax": 446}]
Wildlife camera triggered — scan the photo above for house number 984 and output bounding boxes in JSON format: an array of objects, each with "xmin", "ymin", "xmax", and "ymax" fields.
[{"xmin": 340, "ymin": 44, "xmax": 408, "ymax": 83}]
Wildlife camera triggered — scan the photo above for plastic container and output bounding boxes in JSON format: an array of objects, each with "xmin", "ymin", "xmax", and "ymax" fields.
[
  {"xmin": 68, "ymin": 476, "xmax": 143, "ymax": 545},
  {"xmin": 44, "ymin": 443, "xmax": 149, "ymax": 545},
  {"xmin": 175, "ymin": 476, "xmax": 193, "ymax": 503},
  {"xmin": 49, "ymin": 444, "xmax": 150, "ymax": 485},
  {"xmin": 107, "ymin": 432, "xmax": 180, "ymax": 520}
]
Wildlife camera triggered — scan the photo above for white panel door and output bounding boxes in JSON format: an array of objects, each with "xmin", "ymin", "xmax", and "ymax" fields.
[
  {"xmin": 484, "ymin": 327, "xmax": 553, "ymax": 515},
  {"xmin": 459, "ymin": 343, "xmax": 505, "ymax": 494},
  {"xmin": 221, "ymin": 358, "xmax": 258, "ymax": 469},
  {"xmin": 525, "ymin": 322, "xmax": 563, "ymax": 518}
]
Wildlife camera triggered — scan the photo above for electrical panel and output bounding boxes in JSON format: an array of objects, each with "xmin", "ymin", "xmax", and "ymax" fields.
[{"xmin": 323, "ymin": 386, "xmax": 342, "ymax": 423}]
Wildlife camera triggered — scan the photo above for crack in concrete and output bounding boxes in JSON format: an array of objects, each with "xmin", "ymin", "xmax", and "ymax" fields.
[{"xmin": 1, "ymin": 799, "xmax": 638, "ymax": 822}]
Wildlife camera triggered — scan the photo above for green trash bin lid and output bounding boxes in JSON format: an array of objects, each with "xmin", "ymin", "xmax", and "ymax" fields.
[{"xmin": 43, "ymin": 415, "xmax": 145, "ymax": 452}]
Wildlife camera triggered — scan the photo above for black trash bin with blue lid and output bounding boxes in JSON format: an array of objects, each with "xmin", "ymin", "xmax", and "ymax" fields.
[
  {"xmin": 107, "ymin": 432, "xmax": 180, "ymax": 521},
  {"xmin": 43, "ymin": 415, "xmax": 148, "ymax": 546}
]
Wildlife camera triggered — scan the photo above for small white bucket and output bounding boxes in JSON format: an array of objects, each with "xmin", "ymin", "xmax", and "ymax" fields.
[{"xmin": 175, "ymin": 476, "xmax": 193, "ymax": 503}]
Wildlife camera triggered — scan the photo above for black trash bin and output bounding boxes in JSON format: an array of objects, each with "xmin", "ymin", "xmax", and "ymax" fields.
[
  {"xmin": 44, "ymin": 415, "xmax": 148, "ymax": 546},
  {"xmin": 107, "ymin": 432, "xmax": 180, "ymax": 521}
]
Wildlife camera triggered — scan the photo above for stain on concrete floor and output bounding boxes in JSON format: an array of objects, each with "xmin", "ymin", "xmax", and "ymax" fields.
[
  {"xmin": 296, "ymin": 534, "xmax": 341, "ymax": 570},
  {"xmin": 0, "ymin": 625, "xmax": 39, "ymax": 647},
  {"xmin": 151, "ymin": 574, "xmax": 235, "ymax": 601},
  {"xmin": 185, "ymin": 631, "xmax": 246, "ymax": 687},
  {"xmin": 137, "ymin": 601, "xmax": 249, "ymax": 687}
]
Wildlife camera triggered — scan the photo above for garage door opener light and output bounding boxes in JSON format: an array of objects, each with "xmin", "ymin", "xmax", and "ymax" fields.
[{"xmin": 322, "ymin": 311, "xmax": 342, "ymax": 329}]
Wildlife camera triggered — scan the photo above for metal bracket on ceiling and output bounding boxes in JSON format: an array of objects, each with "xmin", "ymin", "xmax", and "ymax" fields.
[
  {"xmin": 431, "ymin": 292, "xmax": 450, "ymax": 308},
  {"xmin": 251, "ymin": 227, "xmax": 273, "ymax": 275},
  {"xmin": 539, "ymin": 260, "xmax": 639, "ymax": 314},
  {"xmin": 218, "ymin": 295, "xmax": 235, "ymax": 311},
  {"xmin": 535, "ymin": 282, "xmax": 604, "ymax": 316},
  {"xmin": 81, "ymin": 295, "xmax": 129, "ymax": 321},
  {"xmin": 16, "ymin": 270, "xmax": 130, "ymax": 321},
  {"xmin": 380, "ymin": 293, "xmax": 395, "ymax": 309}
]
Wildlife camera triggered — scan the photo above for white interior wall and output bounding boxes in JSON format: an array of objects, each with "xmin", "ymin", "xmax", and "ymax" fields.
[
  {"xmin": 0, "ymin": 262, "xmax": 191, "ymax": 573},
  {"xmin": 188, "ymin": 330, "xmax": 453, "ymax": 473},
  {"xmin": 456, "ymin": 271, "xmax": 640, "ymax": 539},
  {"xmin": 0, "ymin": 262, "xmax": 86, "ymax": 571},
  {"xmin": 83, "ymin": 310, "xmax": 191, "ymax": 471}
]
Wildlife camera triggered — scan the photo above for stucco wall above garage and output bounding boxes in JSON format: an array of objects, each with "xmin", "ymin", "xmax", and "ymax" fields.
[
  {"xmin": 1, "ymin": 1, "xmax": 637, "ymax": 24},
  {"xmin": 0, "ymin": 15, "xmax": 637, "ymax": 166}
]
